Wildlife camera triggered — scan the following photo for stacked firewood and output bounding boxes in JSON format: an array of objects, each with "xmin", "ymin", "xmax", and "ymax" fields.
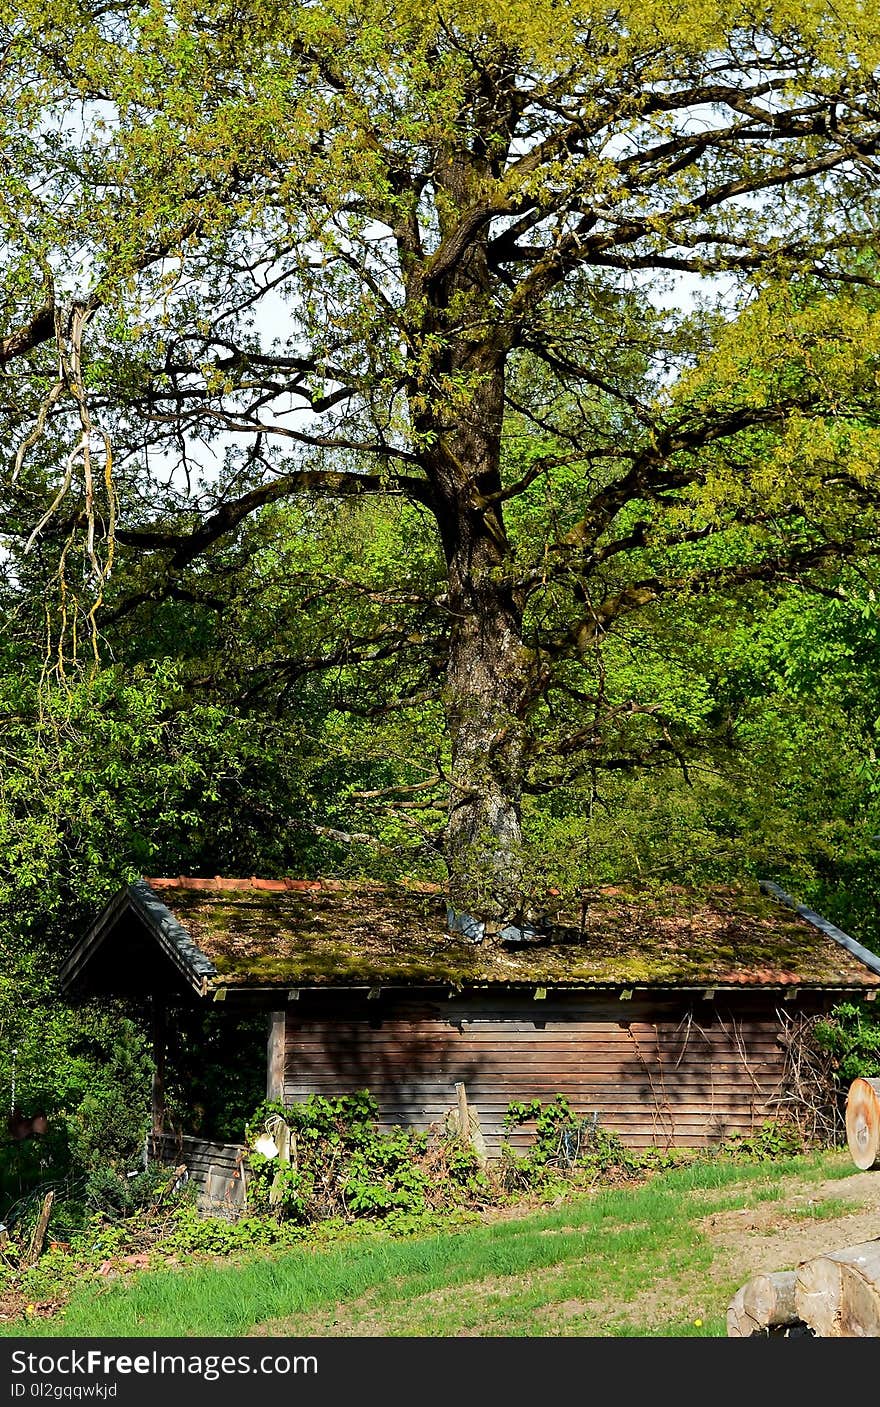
[
  {"xmin": 728, "ymin": 1077, "xmax": 880, "ymax": 1338},
  {"xmin": 728, "ymin": 1248, "xmax": 880, "ymax": 1337}
]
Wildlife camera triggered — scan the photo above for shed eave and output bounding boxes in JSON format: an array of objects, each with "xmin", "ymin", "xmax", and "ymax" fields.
[
  {"xmin": 60, "ymin": 879, "xmax": 218, "ymax": 998},
  {"xmin": 198, "ymin": 977, "xmax": 876, "ymax": 996}
]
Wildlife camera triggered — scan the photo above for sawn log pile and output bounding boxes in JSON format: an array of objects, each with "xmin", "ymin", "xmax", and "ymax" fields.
[
  {"xmin": 728, "ymin": 1077, "xmax": 880, "ymax": 1337},
  {"xmin": 728, "ymin": 1249, "xmax": 880, "ymax": 1337}
]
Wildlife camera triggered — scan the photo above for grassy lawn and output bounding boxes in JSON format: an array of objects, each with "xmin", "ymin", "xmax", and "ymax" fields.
[{"xmin": 3, "ymin": 1152, "xmax": 865, "ymax": 1339}]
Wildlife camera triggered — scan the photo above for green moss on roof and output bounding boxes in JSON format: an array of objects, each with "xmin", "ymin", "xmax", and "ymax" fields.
[{"xmin": 141, "ymin": 880, "xmax": 880, "ymax": 989}]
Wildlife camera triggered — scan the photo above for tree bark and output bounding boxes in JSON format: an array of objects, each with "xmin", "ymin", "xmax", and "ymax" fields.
[
  {"xmin": 429, "ymin": 370, "xmax": 533, "ymax": 927},
  {"xmin": 410, "ymin": 106, "xmax": 534, "ymax": 927},
  {"xmin": 443, "ymin": 533, "xmax": 530, "ymax": 926}
]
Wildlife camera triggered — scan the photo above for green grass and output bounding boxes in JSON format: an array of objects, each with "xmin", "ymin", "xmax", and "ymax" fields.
[{"xmin": 3, "ymin": 1152, "xmax": 862, "ymax": 1339}]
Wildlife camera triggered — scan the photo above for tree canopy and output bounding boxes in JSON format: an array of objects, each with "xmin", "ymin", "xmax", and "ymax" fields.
[{"xmin": 3, "ymin": 0, "xmax": 880, "ymax": 925}]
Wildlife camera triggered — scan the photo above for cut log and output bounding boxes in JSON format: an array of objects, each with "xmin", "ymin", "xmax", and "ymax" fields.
[
  {"xmin": 726, "ymin": 1284, "xmax": 762, "ymax": 1337},
  {"xmin": 742, "ymin": 1270, "xmax": 800, "ymax": 1329},
  {"xmin": 846, "ymin": 1078, "xmax": 880, "ymax": 1170},
  {"xmin": 796, "ymin": 1240, "xmax": 880, "ymax": 1337}
]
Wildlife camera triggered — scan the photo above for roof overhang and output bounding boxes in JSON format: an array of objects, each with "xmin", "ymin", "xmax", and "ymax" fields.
[
  {"xmin": 60, "ymin": 877, "xmax": 880, "ymax": 1000},
  {"xmin": 60, "ymin": 879, "xmax": 218, "ymax": 998}
]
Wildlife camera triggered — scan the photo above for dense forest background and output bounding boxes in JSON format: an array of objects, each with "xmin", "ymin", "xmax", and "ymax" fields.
[
  {"xmin": 3, "ymin": 0, "xmax": 880, "ymax": 1206},
  {"xmin": 4, "ymin": 432, "xmax": 880, "ymax": 1190}
]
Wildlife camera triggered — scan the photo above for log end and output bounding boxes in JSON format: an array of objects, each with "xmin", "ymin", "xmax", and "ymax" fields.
[{"xmin": 845, "ymin": 1078, "xmax": 880, "ymax": 1171}]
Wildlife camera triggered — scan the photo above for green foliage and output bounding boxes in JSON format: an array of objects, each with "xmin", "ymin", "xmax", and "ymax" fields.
[
  {"xmin": 156, "ymin": 1206, "xmax": 307, "ymax": 1256},
  {"xmin": 500, "ymin": 1095, "xmax": 678, "ymax": 1190},
  {"xmin": 164, "ymin": 1011, "xmax": 268, "ymax": 1143},
  {"xmin": 0, "ymin": 654, "xmax": 318, "ymax": 1224},
  {"xmin": 813, "ymin": 1001, "xmax": 880, "ymax": 1083},
  {"xmin": 63, "ymin": 1025, "xmax": 152, "ymax": 1182},
  {"xmin": 244, "ymin": 1093, "xmax": 490, "ymax": 1225},
  {"xmin": 717, "ymin": 1120, "xmax": 804, "ymax": 1163},
  {"xmin": 0, "ymin": 1011, "xmax": 153, "ymax": 1225},
  {"xmin": 2, "ymin": 0, "xmax": 880, "ymax": 921}
]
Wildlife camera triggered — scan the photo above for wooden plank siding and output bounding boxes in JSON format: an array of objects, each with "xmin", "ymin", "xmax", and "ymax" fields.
[
  {"xmin": 149, "ymin": 1133, "xmax": 248, "ymax": 1213},
  {"xmin": 282, "ymin": 994, "xmax": 802, "ymax": 1152}
]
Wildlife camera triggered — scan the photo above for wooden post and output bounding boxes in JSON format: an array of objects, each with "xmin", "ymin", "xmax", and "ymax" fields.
[
  {"xmin": 455, "ymin": 1081, "xmax": 470, "ymax": 1140},
  {"xmin": 267, "ymin": 1010, "xmax": 286, "ymax": 1102},
  {"xmin": 453, "ymin": 1081, "xmax": 488, "ymax": 1167},
  {"xmin": 151, "ymin": 998, "xmax": 166, "ymax": 1138},
  {"xmin": 269, "ymin": 1118, "xmax": 292, "ymax": 1206},
  {"xmin": 23, "ymin": 1192, "xmax": 54, "ymax": 1267}
]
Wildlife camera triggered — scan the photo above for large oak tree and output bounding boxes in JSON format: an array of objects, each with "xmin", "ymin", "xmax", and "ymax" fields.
[{"xmin": 3, "ymin": 0, "xmax": 880, "ymax": 924}]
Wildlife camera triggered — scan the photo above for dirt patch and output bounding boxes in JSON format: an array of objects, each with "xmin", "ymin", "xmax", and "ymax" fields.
[
  {"xmin": 0, "ymin": 1292, "xmax": 61, "ymax": 1324},
  {"xmin": 702, "ymin": 1171, "xmax": 880, "ymax": 1288}
]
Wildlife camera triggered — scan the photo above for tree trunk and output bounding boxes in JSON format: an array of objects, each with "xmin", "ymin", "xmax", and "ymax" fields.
[
  {"xmin": 427, "ymin": 358, "xmax": 534, "ymax": 929},
  {"xmin": 411, "ymin": 136, "xmax": 534, "ymax": 927},
  {"xmin": 443, "ymin": 539, "xmax": 530, "ymax": 927}
]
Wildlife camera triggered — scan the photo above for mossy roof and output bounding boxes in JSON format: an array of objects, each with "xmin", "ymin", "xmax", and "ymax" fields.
[{"xmin": 117, "ymin": 876, "xmax": 880, "ymax": 992}]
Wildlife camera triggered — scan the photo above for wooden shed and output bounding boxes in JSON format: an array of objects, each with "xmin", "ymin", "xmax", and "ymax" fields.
[{"xmin": 60, "ymin": 876, "xmax": 880, "ymax": 1157}]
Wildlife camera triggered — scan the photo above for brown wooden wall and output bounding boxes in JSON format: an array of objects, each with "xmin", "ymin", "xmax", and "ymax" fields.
[
  {"xmin": 149, "ymin": 1133, "xmax": 247, "ymax": 1214},
  {"xmin": 283, "ymin": 992, "xmax": 816, "ymax": 1153}
]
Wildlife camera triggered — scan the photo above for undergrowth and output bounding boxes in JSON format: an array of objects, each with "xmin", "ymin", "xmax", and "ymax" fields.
[
  {"xmin": 4, "ymin": 1149, "xmax": 852, "ymax": 1339},
  {"xmin": 0, "ymin": 1092, "xmax": 817, "ymax": 1326}
]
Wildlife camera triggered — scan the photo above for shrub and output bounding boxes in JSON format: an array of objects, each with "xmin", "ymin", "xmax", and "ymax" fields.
[
  {"xmin": 157, "ymin": 1205, "xmax": 307, "ymax": 1256},
  {"xmin": 244, "ymin": 1092, "xmax": 491, "ymax": 1224},
  {"xmin": 813, "ymin": 1000, "xmax": 880, "ymax": 1083},
  {"xmin": 717, "ymin": 1119, "xmax": 804, "ymax": 1162},
  {"xmin": 498, "ymin": 1095, "xmax": 673, "ymax": 1190}
]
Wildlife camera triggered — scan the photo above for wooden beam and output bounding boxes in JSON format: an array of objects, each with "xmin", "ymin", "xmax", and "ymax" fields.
[{"xmin": 267, "ymin": 1010, "xmax": 286, "ymax": 1102}]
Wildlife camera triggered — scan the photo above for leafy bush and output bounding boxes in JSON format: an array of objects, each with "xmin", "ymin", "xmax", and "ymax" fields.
[
  {"xmin": 156, "ymin": 1206, "xmax": 307, "ymax": 1256},
  {"xmin": 244, "ymin": 1092, "xmax": 491, "ymax": 1224},
  {"xmin": 813, "ymin": 1001, "xmax": 880, "ymax": 1083},
  {"xmin": 499, "ymin": 1095, "xmax": 676, "ymax": 1190},
  {"xmin": 717, "ymin": 1119, "xmax": 804, "ymax": 1162}
]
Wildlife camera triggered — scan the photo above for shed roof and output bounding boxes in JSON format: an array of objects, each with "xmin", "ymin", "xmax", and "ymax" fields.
[{"xmin": 60, "ymin": 875, "xmax": 880, "ymax": 996}]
